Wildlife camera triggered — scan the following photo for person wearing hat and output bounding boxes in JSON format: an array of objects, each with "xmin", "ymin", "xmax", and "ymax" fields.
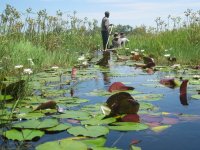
[
  {"xmin": 112, "ymin": 32, "xmax": 121, "ymax": 48},
  {"xmin": 101, "ymin": 11, "xmax": 113, "ymax": 50}
]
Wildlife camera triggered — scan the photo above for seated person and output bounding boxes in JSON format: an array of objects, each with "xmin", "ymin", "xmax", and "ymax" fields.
[
  {"xmin": 120, "ymin": 32, "xmax": 129, "ymax": 47},
  {"xmin": 111, "ymin": 32, "xmax": 121, "ymax": 48}
]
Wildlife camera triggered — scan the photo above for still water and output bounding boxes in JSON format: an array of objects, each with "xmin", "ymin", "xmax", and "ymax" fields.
[{"xmin": 2, "ymin": 51, "xmax": 200, "ymax": 150}]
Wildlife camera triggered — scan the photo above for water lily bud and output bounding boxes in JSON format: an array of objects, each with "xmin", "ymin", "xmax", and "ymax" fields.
[
  {"xmin": 15, "ymin": 65, "xmax": 23, "ymax": 69},
  {"xmin": 71, "ymin": 67, "xmax": 77, "ymax": 78},
  {"xmin": 52, "ymin": 66, "xmax": 59, "ymax": 69},
  {"xmin": 23, "ymin": 68, "xmax": 33, "ymax": 74},
  {"xmin": 164, "ymin": 54, "xmax": 170, "ymax": 57}
]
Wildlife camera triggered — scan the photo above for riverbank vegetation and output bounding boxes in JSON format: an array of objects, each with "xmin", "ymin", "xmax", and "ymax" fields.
[{"xmin": 0, "ymin": 5, "xmax": 200, "ymax": 76}]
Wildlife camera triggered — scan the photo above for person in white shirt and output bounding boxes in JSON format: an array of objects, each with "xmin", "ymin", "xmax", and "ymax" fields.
[
  {"xmin": 112, "ymin": 32, "xmax": 121, "ymax": 48},
  {"xmin": 120, "ymin": 32, "xmax": 129, "ymax": 47}
]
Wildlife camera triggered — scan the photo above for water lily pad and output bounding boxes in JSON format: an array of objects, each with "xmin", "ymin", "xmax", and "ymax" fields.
[
  {"xmin": 81, "ymin": 103, "xmax": 105, "ymax": 114},
  {"xmin": 81, "ymin": 115, "xmax": 116, "ymax": 125},
  {"xmin": 87, "ymin": 90, "xmax": 111, "ymax": 97},
  {"xmin": 67, "ymin": 126, "xmax": 109, "ymax": 137},
  {"xmin": 34, "ymin": 109, "xmax": 57, "ymax": 114},
  {"xmin": 13, "ymin": 118, "xmax": 59, "ymax": 129},
  {"xmin": 92, "ymin": 147, "xmax": 120, "ymax": 150},
  {"xmin": 130, "ymin": 145, "xmax": 142, "ymax": 150},
  {"xmin": 134, "ymin": 94, "xmax": 164, "ymax": 101},
  {"xmin": 140, "ymin": 114, "xmax": 163, "ymax": 123},
  {"xmin": 189, "ymin": 80, "xmax": 200, "ymax": 85},
  {"xmin": 151, "ymin": 125, "xmax": 171, "ymax": 133},
  {"xmin": 36, "ymin": 139, "xmax": 88, "ymax": 150},
  {"xmin": 161, "ymin": 117, "xmax": 179, "ymax": 125},
  {"xmin": 141, "ymin": 83, "xmax": 165, "ymax": 88},
  {"xmin": 80, "ymin": 137, "xmax": 106, "ymax": 147},
  {"xmin": 16, "ymin": 112, "xmax": 45, "ymax": 119},
  {"xmin": 58, "ymin": 97, "xmax": 89, "ymax": 104},
  {"xmin": 191, "ymin": 95, "xmax": 200, "ymax": 100},
  {"xmin": 139, "ymin": 102, "xmax": 157, "ymax": 111},
  {"xmin": 46, "ymin": 123, "xmax": 72, "ymax": 132},
  {"xmin": 87, "ymin": 89, "xmax": 141, "ymax": 97},
  {"xmin": 108, "ymin": 72, "xmax": 135, "ymax": 77},
  {"xmin": 4, "ymin": 129, "xmax": 44, "ymax": 141},
  {"xmin": 21, "ymin": 97, "xmax": 47, "ymax": 104},
  {"xmin": 53, "ymin": 110, "xmax": 91, "ymax": 120},
  {"xmin": 42, "ymin": 89, "xmax": 66, "ymax": 97},
  {"xmin": 0, "ymin": 95, "xmax": 13, "ymax": 101},
  {"xmin": 109, "ymin": 122, "xmax": 148, "ymax": 131}
]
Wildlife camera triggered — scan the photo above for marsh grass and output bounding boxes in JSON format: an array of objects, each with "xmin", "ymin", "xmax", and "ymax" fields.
[
  {"xmin": 126, "ymin": 25, "xmax": 200, "ymax": 65},
  {"xmin": 0, "ymin": 5, "xmax": 101, "ymax": 75},
  {"xmin": 1, "ymin": 4, "xmax": 200, "ymax": 73}
]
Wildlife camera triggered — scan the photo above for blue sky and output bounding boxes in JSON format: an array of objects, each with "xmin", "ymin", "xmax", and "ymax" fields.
[{"xmin": 1, "ymin": 0, "xmax": 200, "ymax": 27}]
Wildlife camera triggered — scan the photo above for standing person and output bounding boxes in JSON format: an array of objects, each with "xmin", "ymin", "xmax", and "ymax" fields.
[{"xmin": 101, "ymin": 11, "xmax": 112, "ymax": 50}]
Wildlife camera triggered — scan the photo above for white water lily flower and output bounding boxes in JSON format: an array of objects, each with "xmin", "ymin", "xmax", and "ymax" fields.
[
  {"xmin": 164, "ymin": 54, "xmax": 171, "ymax": 57},
  {"xmin": 193, "ymin": 75, "xmax": 200, "ymax": 79},
  {"xmin": 82, "ymin": 61, "xmax": 88, "ymax": 65},
  {"xmin": 134, "ymin": 49, "xmax": 139, "ymax": 51},
  {"xmin": 171, "ymin": 64, "xmax": 180, "ymax": 69},
  {"xmin": 52, "ymin": 66, "xmax": 59, "ymax": 69},
  {"xmin": 131, "ymin": 51, "xmax": 136, "ymax": 54},
  {"xmin": 100, "ymin": 105, "xmax": 111, "ymax": 116},
  {"xmin": 125, "ymin": 48, "xmax": 130, "ymax": 50},
  {"xmin": 15, "ymin": 65, "xmax": 23, "ymax": 69},
  {"xmin": 78, "ymin": 55, "xmax": 85, "ymax": 61},
  {"xmin": 23, "ymin": 68, "xmax": 33, "ymax": 74},
  {"xmin": 141, "ymin": 49, "xmax": 145, "ymax": 52}
]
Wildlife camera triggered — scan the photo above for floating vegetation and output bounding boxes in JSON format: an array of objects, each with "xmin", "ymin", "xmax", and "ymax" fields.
[
  {"xmin": 108, "ymin": 122, "xmax": 149, "ymax": 131},
  {"xmin": 4, "ymin": 129, "xmax": 44, "ymax": 141},
  {"xmin": 67, "ymin": 126, "xmax": 109, "ymax": 137},
  {"xmin": 134, "ymin": 94, "xmax": 164, "ymax": 101}
]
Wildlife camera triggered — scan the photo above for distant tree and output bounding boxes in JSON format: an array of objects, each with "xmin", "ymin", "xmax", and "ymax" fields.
[
  {"xmin": 113, "ymin": 24, "xmax": 133, "ymax": 34},
  {"xmin": 131, "ymin": 25, "xmax": 147, "ymax": 36}
]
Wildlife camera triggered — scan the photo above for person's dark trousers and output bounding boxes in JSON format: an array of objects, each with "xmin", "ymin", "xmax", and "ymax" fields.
[{"xmin": 101, "ymin": 30, "xmax": 109, "ymax": 50}]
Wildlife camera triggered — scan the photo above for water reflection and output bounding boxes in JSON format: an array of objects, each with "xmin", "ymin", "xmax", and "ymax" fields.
[
  {"xmin": 96, "ymin": 51, "xmax": 110, "ymax": 67},
  {"xmin": 102, "ymin": 72, "xmax": 111, "ymax": 85},
  {"xmin": 180, "ymin": 94, "xmax": 188, "ymax": 105}
]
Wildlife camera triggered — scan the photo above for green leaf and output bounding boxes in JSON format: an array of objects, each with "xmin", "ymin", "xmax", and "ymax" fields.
[
  {"xmin": 0, "ymin": 95, "xmax": 13, "ymax": 101},
  {"xmin": 81, "ymin": 137, "xmax": 106, "ymax": 147},
  {"xmin": 139, "ymin": 102, "xmax": 157, "ymax": 111},
  {"xmin": 16, "ymin": 112, "xmax": 45, "ymax": 119},
  {"xmin": 92, "ymin": 147, "xmax": 121, "ymax": 150},
  {"xmin": 191, "ymin": 94, "xmax": 200, "ymax": 100},
  {"xmin": 81, "ymin": 103, "xmax": 105, "ymax": 114},
  {"xmin": 36, "ymin": 139, "xmax": 88, "ymax": 150},
  {"xmin": 4, "ymin": 129, "xmax": 44, "ymax": 141},
  {"xmin": 58, "ymin": 97, "xmax": 89, "ymax": 104},
  {"xmin": 130, "ymin": 145, "xmax": 142, "ymax": 150},
  {"xmin": 190, "ymin": 80, "xmax": 200, "ymax": 85},
  {"xmin": 13, "ymin": 118, "xmax": 59, "ymax": 129},
  {"xmin": 53, "ymin": 110, "xmax": 91, "ymax": 120},
  {"xmin": 81, "ymin": 115, "xmax": 116, "ymax": 125},
  {"xmin": 46, "ymin": 123, "xmax": 72, "ymax": 132},
  {"xmin": 109, "ymin": 122, "xmax": 148, "ymax": 131},
  {"xmin": 134, "ymin": 94, "xmax": 163, "ymax": 101},
  {"xmin": 151, "ymin": 125, "xmax": 171, "ymax": 133},
  {"xmin": 67, "ymin": 126, "xmax": 109, "ymax": 137}
]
